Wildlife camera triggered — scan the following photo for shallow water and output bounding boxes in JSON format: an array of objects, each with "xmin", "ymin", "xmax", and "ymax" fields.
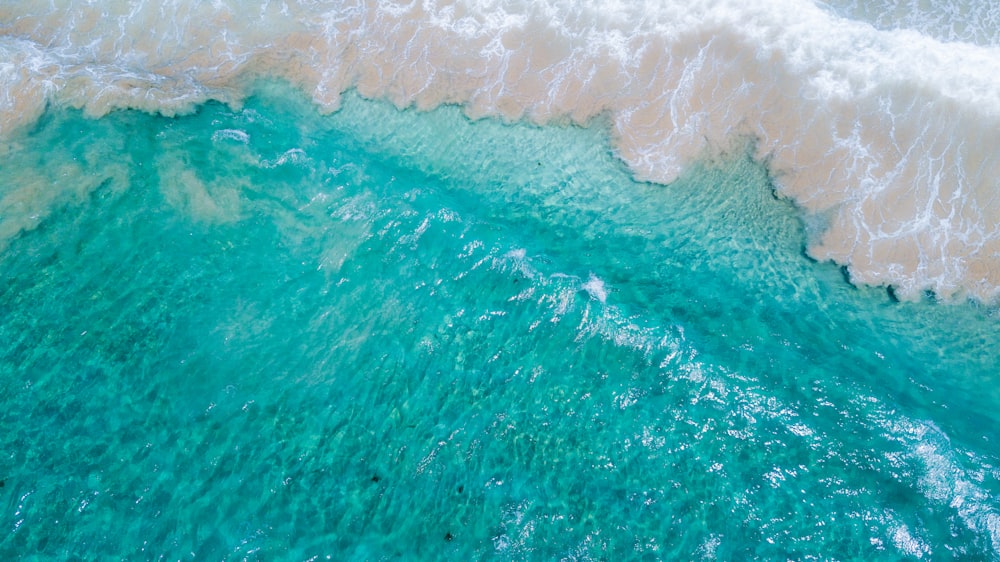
[{"xmin": 1, "ymin": 85, "xmax": 999, "ymax": 559}]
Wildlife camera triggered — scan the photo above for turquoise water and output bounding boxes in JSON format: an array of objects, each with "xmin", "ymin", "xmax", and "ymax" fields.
[{"xmin": 2, "ymin": 84, "xmax": 1000, "ymax": 559}]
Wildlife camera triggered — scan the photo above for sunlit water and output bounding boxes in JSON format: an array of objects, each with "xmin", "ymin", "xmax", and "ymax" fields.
[{"xmin": 2, "ymin": 85, "xmax": 999, "ymax": 559}]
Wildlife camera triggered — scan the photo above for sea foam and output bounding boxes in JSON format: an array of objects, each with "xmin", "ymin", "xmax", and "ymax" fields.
[{"xmin": 1, "ymin": 0, "xmax": 999, "ymax": 301}]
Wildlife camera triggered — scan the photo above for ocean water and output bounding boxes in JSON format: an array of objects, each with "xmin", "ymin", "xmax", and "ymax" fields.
[
  {"xmin": 2, "ymin": 82, "xmax": 999, "ymax": 560},
  {"xmin": 2, "ymin": 1, "xmax": 1000, "ymax": 560}
]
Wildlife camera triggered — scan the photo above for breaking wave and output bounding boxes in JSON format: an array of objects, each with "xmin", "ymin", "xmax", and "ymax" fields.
[{"xmin": 2, "ymin": 0, "xmax": 999, "ymax": 301}]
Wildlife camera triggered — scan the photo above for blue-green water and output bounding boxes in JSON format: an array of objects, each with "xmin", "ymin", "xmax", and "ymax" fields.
[{"xmin": 2, "ymin": 84, "xmax": 1000, "ymax": 559}]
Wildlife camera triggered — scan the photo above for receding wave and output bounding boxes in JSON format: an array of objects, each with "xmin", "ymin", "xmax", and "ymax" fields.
[
  {"xmin": 820, "ymin": 0, "xmax": 1000, "ymax": 47},
  {"xmin": 2, "ymin": 0, "xmax": 999, "ymax": 301}
]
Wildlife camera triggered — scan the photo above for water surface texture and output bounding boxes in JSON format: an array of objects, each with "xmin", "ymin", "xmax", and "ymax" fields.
[{"xmin": 2, "ymin": 1, "xmax": 1000, "ymax": 560}]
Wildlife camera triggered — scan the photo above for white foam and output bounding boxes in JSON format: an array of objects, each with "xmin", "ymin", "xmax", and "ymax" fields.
[
  {"xmin": 581, "ymin": 274, "xmax": 608, "ymax": 304},
  {"xmin": 2, "ymin": 0, "xmax": 1000, "ymax": 300},
  {"xmin": 211, "ymin": 129, "xmax": 250, "ymax": 144}
]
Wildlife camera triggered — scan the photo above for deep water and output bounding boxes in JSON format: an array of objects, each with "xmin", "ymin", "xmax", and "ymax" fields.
[{"xmin": 2, "ymin": 85, "xmax": 1000, "ymax": 559}]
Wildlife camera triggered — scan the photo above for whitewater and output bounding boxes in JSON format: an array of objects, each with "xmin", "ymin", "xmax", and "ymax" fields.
[{"xmin": 2, "ymin": 0, "xmax": 999, "ymax": 301}]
